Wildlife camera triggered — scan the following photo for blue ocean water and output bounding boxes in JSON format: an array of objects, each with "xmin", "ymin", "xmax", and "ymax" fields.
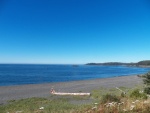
[{"xmin": 0, "ymin": 64, "xmax": 150, "ymax": 86}]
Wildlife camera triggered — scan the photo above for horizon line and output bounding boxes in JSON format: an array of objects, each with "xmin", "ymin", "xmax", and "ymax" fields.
[{"xmin": 0, "ymin": 60, "xmax": 148, "ymax": 65}]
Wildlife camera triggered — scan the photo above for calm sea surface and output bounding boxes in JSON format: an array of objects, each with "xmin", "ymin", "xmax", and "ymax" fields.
[{"xmin": 0, "ymin": 64, "xmax": 150, "ymax": 86}]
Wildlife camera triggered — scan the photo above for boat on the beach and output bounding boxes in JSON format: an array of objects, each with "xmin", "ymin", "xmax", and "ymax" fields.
[{"xmin": 50, "ymin": 88, "xmax": 90, "ymax": 96}]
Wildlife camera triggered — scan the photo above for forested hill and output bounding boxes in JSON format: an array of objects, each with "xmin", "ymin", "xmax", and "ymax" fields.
[{"xmin": 86, "ymin": 60, "xmax": 150, "ymax": 67}]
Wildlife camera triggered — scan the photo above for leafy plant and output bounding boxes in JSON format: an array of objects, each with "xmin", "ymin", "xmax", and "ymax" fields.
[
  {"xmin": 130, "ymin": 89, "xmax": 147, "ymax": 99},
  {"xmin": 101, "ymin": 94, "xmax": 120, "ymax": 103}
]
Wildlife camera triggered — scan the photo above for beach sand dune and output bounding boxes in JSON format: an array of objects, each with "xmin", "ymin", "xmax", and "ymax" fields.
[{"xmin": 0, "ymin": 75, "xmax": 142, "ymax": 104}]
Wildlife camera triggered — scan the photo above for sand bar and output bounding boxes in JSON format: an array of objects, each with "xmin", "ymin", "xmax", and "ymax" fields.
[{"xmin": 0, "ymin": 75, "xmax": 143, "ymax": 104}]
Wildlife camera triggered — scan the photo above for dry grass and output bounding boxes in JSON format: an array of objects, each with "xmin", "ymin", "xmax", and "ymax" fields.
[
  {"xmin": 76, "ymin": 86, "xmax": 150, "ymax": 113},
  {"xmin": 82, "ymin": 96, "xmax": 150, "ymax": 113}
]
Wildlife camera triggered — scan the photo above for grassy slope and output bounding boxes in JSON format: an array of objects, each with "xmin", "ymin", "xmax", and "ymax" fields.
[{"xmin": 0, "ymin": 85, "xmax": 150, "ymax": 113}]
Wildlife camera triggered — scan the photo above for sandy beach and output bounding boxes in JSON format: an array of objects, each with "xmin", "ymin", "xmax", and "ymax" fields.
[{"xmin": 0, "ymin": 75, "xmax": 143, "ymax": 105}]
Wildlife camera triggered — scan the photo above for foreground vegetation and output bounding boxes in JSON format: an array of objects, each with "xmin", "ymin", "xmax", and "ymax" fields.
[
  {"xmin": 0, "ymin": 96, "xmax": 91, "ymax": 113},
  {"xmin": 84, "ymin": 88, "xmax": 150, "ymax": 113},
  {"xmin": 1, "ymin": 72, "xmax": 150, "ymax": 113},
  {"xmin": 1, "ymin": 86, "xmax": 150, "ymax": 113}
]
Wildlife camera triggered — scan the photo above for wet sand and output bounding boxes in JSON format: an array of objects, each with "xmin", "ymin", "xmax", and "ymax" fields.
[{"xmin": 0, "ymin": 75, "xmax": 143, "ymax": 104}]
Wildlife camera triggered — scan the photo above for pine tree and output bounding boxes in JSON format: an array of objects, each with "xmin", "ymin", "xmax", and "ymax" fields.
[
  {"xmin": 143, "ymin": 72, "xmax": 150, "ymax": 85},
  {"xmin": 143, "ymin": 72, "xmax": 150, "ymax": 94}
]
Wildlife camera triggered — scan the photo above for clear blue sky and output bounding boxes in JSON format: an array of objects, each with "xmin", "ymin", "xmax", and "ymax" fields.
[{"xmin": 0, "ymin": 0, "xmax": 150, "ymax": 64}]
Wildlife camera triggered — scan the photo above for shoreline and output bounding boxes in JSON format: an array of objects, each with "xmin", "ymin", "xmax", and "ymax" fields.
[
  {"xmin": 0, "ymin": 74, "xmax": 143, "ymax": 87},
  {"xmin": 0, "ymin": 75, "xmax": 143, "ymax": 105}
]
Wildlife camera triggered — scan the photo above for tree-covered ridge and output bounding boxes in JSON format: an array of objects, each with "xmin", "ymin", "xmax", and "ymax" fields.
[
  {"xmin": 137, "ymin": 60, "xmax": 150, "ymax": 66},
  {"xmin": 86, "ymin": 60, "xmax": 150, "ymax": 66}
]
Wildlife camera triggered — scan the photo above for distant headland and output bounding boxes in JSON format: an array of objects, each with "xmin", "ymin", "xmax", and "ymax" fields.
[{"xmin": 86, "ymin": 60, "xmax": 150, "ymax": 67}]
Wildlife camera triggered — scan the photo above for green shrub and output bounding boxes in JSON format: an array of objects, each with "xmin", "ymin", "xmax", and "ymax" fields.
[
  {"xmin": 130, "ymin": 89, "xmax": 147, "ymax": 99},
  {"xmin": 143, "ymin": 72, "xmax": 150, "ymax": 85},
  {"xmin": 142, "ymin": 72, "xmax": 150, "ymax": 95},
  {"xmin": 144, "ymin": 87, "xmax": 150, "ymax": 94},
  {"xmin": 121, "ymin": 92, "xmax": 126, "ymax": 97},
  {"xmin": 101, "ymin": 94, "xmax": 120, "ymax": 103}
]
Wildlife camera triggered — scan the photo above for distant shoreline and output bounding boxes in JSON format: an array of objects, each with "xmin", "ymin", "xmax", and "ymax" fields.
[
  {"xmin": 86, "ymin": 64, "xmax": 150, "ymax": 68},
  {"xmin": 86, "ymin": 60, "xmax": 150, "ymax": 67},
  {"xmin": 0, "ymin": 75, "xmax": 143, "ymax": 104}
]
